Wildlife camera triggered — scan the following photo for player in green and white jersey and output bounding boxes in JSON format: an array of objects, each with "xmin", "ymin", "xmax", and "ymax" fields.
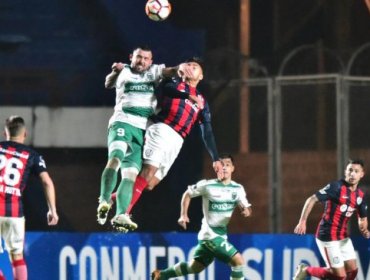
[
  {"xmin": 151, "ymin": 155, "xmax": 252, "ymax": 280},
  {"xmin": 97, "ymin": 46, "xmax": 193, "ymax": 231}
]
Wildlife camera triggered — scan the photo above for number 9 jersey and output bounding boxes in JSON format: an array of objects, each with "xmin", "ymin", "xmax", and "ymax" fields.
[{"xmin": 0, "ymin": 141, "xmax": 47, "ymax": 217}]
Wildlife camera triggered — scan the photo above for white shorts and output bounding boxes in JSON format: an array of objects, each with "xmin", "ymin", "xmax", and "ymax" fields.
[
  {"xmin": 0, "ymin": 216, "xmax": 25, "ymax": 255},
  {"xmin": 143, "ymin": 122, "xmax": 184, "ymax": 180},
  {"xmin": 315, "ymin": 238, "xmax": 356, "ymax": 268}
]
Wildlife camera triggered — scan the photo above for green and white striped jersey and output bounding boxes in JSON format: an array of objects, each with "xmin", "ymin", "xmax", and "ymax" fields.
[
  {"xmin": 109, "ymin": 63, "xmax": 165, "ymax": 129},
  {"xmin": 188, "ymin": 179, "xmax": 251, "ymax": 241}
]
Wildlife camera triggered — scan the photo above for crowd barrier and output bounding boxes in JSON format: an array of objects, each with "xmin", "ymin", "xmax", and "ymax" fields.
[{"xmin": 1, "ymin": 232, "xmax": 369, "ymax": 280}]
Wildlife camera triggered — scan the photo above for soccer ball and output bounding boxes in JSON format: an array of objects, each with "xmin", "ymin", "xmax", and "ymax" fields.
[{"xmin": 145, "ymin": 0, "xmax": 172, "ymax": 21}]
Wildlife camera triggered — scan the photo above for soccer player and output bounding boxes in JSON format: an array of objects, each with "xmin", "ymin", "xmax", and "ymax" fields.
[
  {"xmin": 0, "ymin": 116, "xmax": 59, "ymax": 280},
  {"xmin": 151, "ymin": 154, "xmax": 251, "ymax": 280},
  {"xmin": 112, "ymin": 57, "xmax": 223, "ymax": 232},
  {"xmin": 293, "ymin": 159, "xmax": 369, "ymax": 280},
  {"xmin": 97, "ymin": 46, "xmax": 194, "ymax": 228}
]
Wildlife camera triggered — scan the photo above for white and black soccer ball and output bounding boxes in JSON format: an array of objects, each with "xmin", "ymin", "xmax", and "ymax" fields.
[{"xmin": 145, "ymin": 0, "xmax": 172, "ymax": 21}]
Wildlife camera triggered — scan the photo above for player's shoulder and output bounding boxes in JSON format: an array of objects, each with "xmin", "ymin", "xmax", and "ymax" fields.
[
  {"xmin": 196, "ymin": 178, "xmax": 215, "ymax": 186},
  {"xmin": 0, "ymin": 141, "xmax": 40, "ymax": 157},
  {"xmin": 148, "ymin": 63, "xmax": 165, "ymax": 72},
  {"xmin": 229, "ymin": 180, "xmax": 244, "ymax": 188}
]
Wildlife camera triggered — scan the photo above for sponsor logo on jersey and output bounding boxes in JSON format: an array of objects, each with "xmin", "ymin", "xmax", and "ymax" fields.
[
  {"xmin": 340, "ymin": 204, "xmax": 355, "ymax": 217},
  {"xmin": 125, "ymin": 82, "xmax": 154, "ymax": 93},
  {"xmin": 185, "ymin": 99, "xmax": 200, "ymax": 112},
  {"xmin": 209, "ymin": 201, "xmax": 235, "ymax": 212}
]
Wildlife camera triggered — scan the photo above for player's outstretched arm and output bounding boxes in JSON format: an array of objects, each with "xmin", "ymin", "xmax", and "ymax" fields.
[
  {"xmin": 178, "ymin": 190, "xmax": 192, "ymax": 230},
  {"xmin": 39, "ymin": 171, "xmax": 59, "ymax": 226},
  {"xmin": 358, "ymin": 217, "xmax": 370, "ymax": 238},
  {"xmin": 294, "ymin": 194, "xmax": 318, "ymax": 235},
  {"xmin": 105, "ymin": 62, "xmax": 124, "ymax": 88}
]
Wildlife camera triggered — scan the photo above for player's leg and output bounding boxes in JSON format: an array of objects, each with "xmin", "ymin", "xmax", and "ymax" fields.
[
  {"xmin": 4, "ymin": 217, "xmax": 27, "ymax": 280},
  {"xmin": 127, "ymin": 123, "xmax": 167, "ymax": 213},
  {"xmin": 341, "ymin": 238, "xmax": 358, "ymax": 280},
  {"xmin": 151, "ymin": 242, "xmax": 209, "ymax": 279},
  {"xmin": 110, "ymin": 166, "xmax": 139, "ymax": 232},
  {"xmin": 110, "ymin": 125, "xmax": 145, "ymax": 231},
  {"xmin": 112, "ymin": 159, "xmax": 141, "ymax": 231},
  {"xmin": 229, "ymin": 253, "xmax": 245, "ymax": 280},
  {"xmin": 205, "ymin": 237, "xmax": 245, "ymax": 280},
  {"xmin": 98, "ymin": 122, "xmax": 131, "ymax": 225},
  {"xmin": 10, "ymin": 253, "xmax": 27, "ymax": 280},
  {"xmin": 298, "ymin": 239, "xmax": 346, "ymax": 279},
  {"xmin": 125, "ymin": 163, "xmax": 158, "ymax": 214}
]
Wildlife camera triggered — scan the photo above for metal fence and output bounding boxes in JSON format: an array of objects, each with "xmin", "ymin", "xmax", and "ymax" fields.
[{"xmin": 209, "ymin": 74, "xmax": 370, "ymax": 232}]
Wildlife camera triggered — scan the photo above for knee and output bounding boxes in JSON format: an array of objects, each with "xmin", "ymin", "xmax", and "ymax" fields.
[
  {"xmin": 106, "ymin": 157, "xmax": 121, "ymax": 170},
  {"xmin": 10, "ymin": 252, "xmax": 24, "ymax": 262},
  {"xmin": 230, "ymin": 253, "xmax": 244, "ymax": 267},
  {"xmin": 139, "ymin": 164, "xmax": 158, "ymax": 181},
  {"xmin": 346, "ymin": 268, "xmax": 358, "ymax": 280},
  {"xmin": 189, "ymin": 260, "xmax": 205, "ymax": 273}
]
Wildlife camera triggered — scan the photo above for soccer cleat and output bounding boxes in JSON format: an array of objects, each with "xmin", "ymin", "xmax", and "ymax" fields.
[
  {"xmin": 151, "ymin": 269, "xmax": 163, "ymax": 280},
  {"xmin": 292, "ymin": 263, "xmax": 308, "ymax": 280},
  {"xmin": 111, "ymin": 213, "xmax": 138, "ymax": 232},
  {"xmin": 97, "ymin": 200, "xmax": 112, "ymax": 225}
]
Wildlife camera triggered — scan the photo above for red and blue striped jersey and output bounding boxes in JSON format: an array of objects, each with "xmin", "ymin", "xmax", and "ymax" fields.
[
  {"xmin": 0, "ymin": 141, "xmax": 47, "ymax": 217},
  {"xmin": 315, "ymin": 179, "xmax": 367, "ymax": 241},
  {"xmin": 154, "ymin": 79, "xmax": 211, "ymax": 139}
]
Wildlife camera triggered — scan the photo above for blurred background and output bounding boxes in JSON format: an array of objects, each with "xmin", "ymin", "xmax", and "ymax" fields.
[{"xmin": 1, "ymin": 0, "xmax": 370, "ymax": 235}]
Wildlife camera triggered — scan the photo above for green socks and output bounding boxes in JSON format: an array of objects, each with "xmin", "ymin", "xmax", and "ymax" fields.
[
  {"xmin": 100, "ymin": 168, "xmax": 117, "ymax": 202},
  {"xmin": 116, "ymin": 178, "xmax": 134, "ymax": 214}
]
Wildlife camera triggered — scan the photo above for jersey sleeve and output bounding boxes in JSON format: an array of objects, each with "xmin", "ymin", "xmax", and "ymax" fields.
[
  {"xmin": 187, "ymin": 179, "xmax": 208, "ymax": 198},
  {"xmin": 357, "ymin": 191, "xmax": 368, "ymax": 218},
  {"xmin": 32, "ymin": 153, "xmax": 47, "ymax": 175},
  {"xmin": 315, "ymin": 181, "xmax": 338, "ymax": 202},
  {"xmin": 152, "ymin": 64, "xmax": 166, "ymax": 80},
  {"xmin": 199, "ymin": 99, "xmax": 211, "ymax": 124},
  {"xmin": 237, "ymin": 184, "xmax": 252, "ymax": 208},
  {"xmin": 114, "ymin": 64, "xmax": 128, "ymax": 88}
]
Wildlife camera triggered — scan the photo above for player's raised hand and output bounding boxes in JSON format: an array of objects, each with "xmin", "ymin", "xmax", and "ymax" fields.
[
  {"xmin": 178, "ymin": 215, "xmax": 190, "ymax": 230},
  {"xmin": 213, "ymin": 160, "xmax": 224, "ymax": 180},
  {"xmin": 188, "ymin": 95, "xmax": 204, "ymax": 109},
  {"xmin": 112, "ymin": 62, "xmax": 124, "ymax": 73},
  {"xmin": 47, "ymin": 210, "xmax": 59, "ymax": 226},
  {"xmin": 361, "ymin": 230, "xmax": 370, "ymax": 239},
  {"xmin": 177, "ymin": 63, "xmax": 194, "ymax": 79}
]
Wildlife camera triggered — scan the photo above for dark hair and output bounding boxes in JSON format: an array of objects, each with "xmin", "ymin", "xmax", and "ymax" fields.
[
  {"xmin": 185, "ymin": 57, "xmax": 204, "ymax": 70},
  {"xmin": 348, "ymin": 159, "xmax": 364, "ymax": 168},
  {"xmin": 5, "ymin": 115, "xmax": 25, "ymax": 137},
  {"xmin": 219, "ymin": 154, "xmax": 234, "ymax": 163},
  {"xmin": 133, "ymin": 45, "xmax": 152, "ymax": 53}
]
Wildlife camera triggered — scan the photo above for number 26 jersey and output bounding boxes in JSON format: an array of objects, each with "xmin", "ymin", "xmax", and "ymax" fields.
[{"xmin": 0, "ymin": 141, "xmax": 47, "ymax": 217}]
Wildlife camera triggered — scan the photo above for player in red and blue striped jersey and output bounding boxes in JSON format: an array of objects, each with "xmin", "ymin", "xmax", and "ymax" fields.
[
  {"xmin": 111, "ymin": 57, "xmax": 223, "ymax": 231},
  {"xmin": 293, "ymin": 159, "xmax": 369, "ymax": 280},
  {"xmin": 0, "ymin": 116, "xmax": 58, "ymax": 280}
]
